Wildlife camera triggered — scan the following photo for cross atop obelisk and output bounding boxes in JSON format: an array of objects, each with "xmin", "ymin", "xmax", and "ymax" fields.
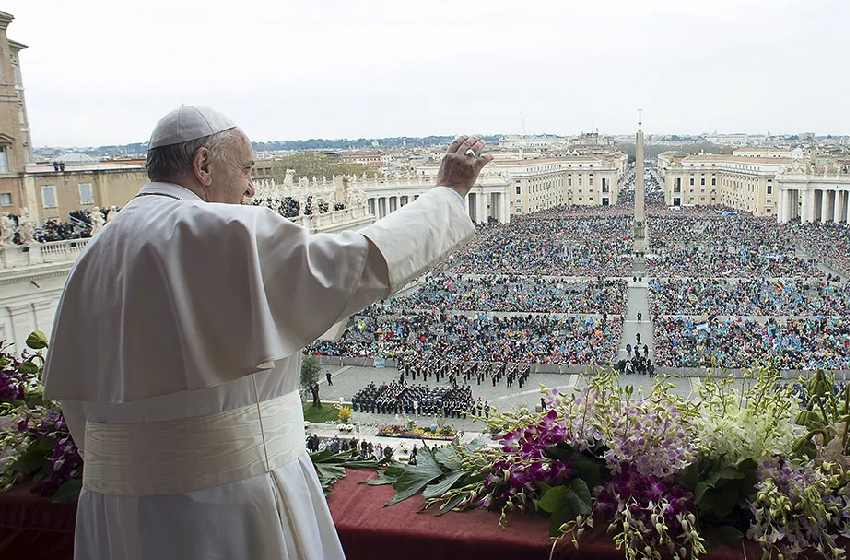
[{"xmin": 634, "ymin": 109, "xmax": 646, "ymax": 255}]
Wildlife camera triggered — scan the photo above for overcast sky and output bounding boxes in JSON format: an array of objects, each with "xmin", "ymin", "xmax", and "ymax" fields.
[{"xmin": 5, "ymin": 0, "xmax": 849, "ymax": 147}]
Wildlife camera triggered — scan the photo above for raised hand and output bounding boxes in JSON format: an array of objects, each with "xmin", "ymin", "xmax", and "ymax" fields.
[{"xmin": 436, "ymin": 135, "xmax": 495, "ymax": 199}]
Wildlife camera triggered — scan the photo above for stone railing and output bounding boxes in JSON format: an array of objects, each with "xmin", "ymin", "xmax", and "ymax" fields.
[
  {"xmin": 289, "ymin": 206, "xmax": 373, "ymax": 233},
  {"xmin": 0, "ymin": 238, "xmax": 91, "ymax": 269}
]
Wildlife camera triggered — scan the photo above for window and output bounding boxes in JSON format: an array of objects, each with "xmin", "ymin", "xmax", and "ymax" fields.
[
  {"xmin": 0, "ymin": 146, "xmax": 7, "ymax": 173},
  {"xmin": 516, "ymin": 207, "xmax": 522, "ymax": 213},
  {"xmin": 42, "ymin": 186, "xmax": 56, "ymax": 208},
  {"xmin": 515, "ymin": 186, "xmax": 521, "ymax": 195},
  {"xmin": 689, "ymin": 177, "xmax": 695, "ymax": 186},
  {"xmin": 0, "ymin": 193, "xmax": 11, "ymax": 206},
  {"xmin": 700, "ymin": 177, "xmax": 705, "ymax": 186},
  {"xmin": 515, "ymin": 198, "xmax": 522, "ymax": 203},
  {"xmin": 568, "ymin": 176, "xmax": 572, "ymax": 186},
  {"xmin": 79, "ymin": 183, "xmax": 94, "ymax": 204},
  {"xmin": 711, "ymin": 177, "xmax": 716, "ymax": 186},
  {"xmin": 767, "ymin": 185, "xmax": 772, "ymax": 194}
]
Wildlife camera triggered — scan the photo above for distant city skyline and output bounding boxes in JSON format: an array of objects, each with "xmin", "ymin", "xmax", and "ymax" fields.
[{"xmin": 6, "ymin": 0, "xmax": 849, "ymax": 146}]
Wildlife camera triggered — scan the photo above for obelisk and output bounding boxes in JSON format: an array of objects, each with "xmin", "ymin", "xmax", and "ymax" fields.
[{"xmin": 634, "ymin": 121, "xmax": 646, "ymax": 256}]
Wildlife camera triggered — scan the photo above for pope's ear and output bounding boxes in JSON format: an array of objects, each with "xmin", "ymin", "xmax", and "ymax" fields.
[{"xmin": 192, "ymin": 147, "xmax": 214, "ymax": 186}]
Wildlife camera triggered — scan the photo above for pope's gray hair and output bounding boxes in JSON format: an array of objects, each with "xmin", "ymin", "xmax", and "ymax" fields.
[{"xmin": 145, "ymin": 128, "xmax": 243, "ymax": 182}]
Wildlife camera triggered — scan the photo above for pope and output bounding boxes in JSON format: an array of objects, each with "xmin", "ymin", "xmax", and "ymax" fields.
[{"xmin": 42, "ymin": 106, "xmax": 493, "ymax": 560}]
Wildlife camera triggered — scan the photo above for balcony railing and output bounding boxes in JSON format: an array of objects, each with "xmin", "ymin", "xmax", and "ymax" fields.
[{"xmin": 0, "ymin": 238, "xmax": 91, "ymax": 269}]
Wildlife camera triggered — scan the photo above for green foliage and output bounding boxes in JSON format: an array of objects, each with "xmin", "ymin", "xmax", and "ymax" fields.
[
  {"xmin": 309, "ymin": 448, "xmax": 388, "ymax": 495},
  {"xmin": 302, "ymin": 403, "xmax": 339, "ymax": 423},
  {"xmin": 269, "ymin": 152, "xmax": 379, "ymax": 182},
  {"xmin": 300, "ymin": 355, "xmax": 321, "ymax": 392}
]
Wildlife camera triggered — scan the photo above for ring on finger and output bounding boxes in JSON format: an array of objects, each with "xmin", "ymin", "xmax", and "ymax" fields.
[{"xmin": 464, "ymin": 149, "xmax": 477, "ymax": 157}]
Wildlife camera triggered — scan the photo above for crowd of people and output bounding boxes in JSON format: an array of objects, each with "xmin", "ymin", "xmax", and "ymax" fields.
[
  {"xmin": 397, "ymin": 355, "xmax": 532, "ymax": 389},
  {"xmin": 305, "ymin": 434, "xmax": 393, "ymax": 460},
  {"xmin": 648, "ymin": 278, "xmax": 850, "ymax": 317},
  {"xmin": 786, "ymin": 221, "xmax": 850, "ymax": 277},
  {"xmin": 437, "ymin": 212, "xmax": 634, "ymax": 276},
  {"xmin": 648, "ymin": 213, "xmax": 792, "ymax": 251},
  {"xmin": 351, "ymin": 381, "xmax": 474, "ymax": 418},
  {"xmin": 646, "ymin": 246, "xmax": 824, "ymax": 278},
  {"xmin": 386, "ymin": 274, "xmax": 627, "ymax": 315},
  {"xmin": 307, "ymin": 312, "xmax": 623, "ymax": 366},
  {"xmin": 653, "ymin": 316, "xmax": 850, "ymax": 369}
]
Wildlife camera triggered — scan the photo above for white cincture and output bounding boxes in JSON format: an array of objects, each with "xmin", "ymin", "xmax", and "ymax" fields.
[{"xmin": 83, "ymin": 391, "xmax": 305, "ymax": 496}]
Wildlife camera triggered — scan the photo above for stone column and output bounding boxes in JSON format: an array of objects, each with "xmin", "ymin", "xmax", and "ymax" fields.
[
  {"xmin": 821, "ymin": 190, "xmax": 830, "ymax": 223},
  {"xmin": 844, "ymin": 191, "xmax": 850, "ymax": 227},
  {"xmin": 801, "ymin": 188, "xmax": 813, "ymax": 223},
  {"xmin": 834, "ymin": 190, "xmax": 842, "ymax": 223},
  {"xmin": 7, "ymin": 304, "xmax": 33, "ymax": 356},
  {"xmin": 777, "ymin": 187, "xmax": 787, "ymax": 224},
  {"xmin": 476, "ymin": 191, "xmax": 487, "ymax": 224}
]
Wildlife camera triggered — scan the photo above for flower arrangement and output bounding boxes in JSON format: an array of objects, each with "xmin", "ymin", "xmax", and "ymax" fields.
[
  {"xmin": 0, "ymin": 332, "xmax": 83, "ymax": 503},
  {"xmin": 372, "ymin": 367, "xmax": 850, "ymax": 560},
  {"xmin": 337, "ymin": 405, "xmax": 353, "ymax": 424},
  {"xmin": 377, "ymin": 422, "xmax": 457, "ymax": 440},
  {"xmin": 337, "ymin": 423, "xmax": 354, "ymax": 433}
]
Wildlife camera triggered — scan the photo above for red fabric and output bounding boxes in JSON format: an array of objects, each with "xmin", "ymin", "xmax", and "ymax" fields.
[
  {"xmin": 0, "ymin": 484, "xmax": 76, "ymax": 560},
  {"xmin": 0, "ymin": 472, "xmax": 761, "ymax": 560},
  {"xmin": 327, "ymin": 470, "xmax": 759, "ymax": 560}
]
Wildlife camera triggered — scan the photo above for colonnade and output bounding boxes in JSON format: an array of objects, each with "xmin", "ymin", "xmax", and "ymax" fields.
[
  {"xmin": 367, "ymin": 190, "xmax": 511, "ymax": 224},
  {"xmin": 778, "ymin": 185, "xmax": 850, "ymax": 224}
]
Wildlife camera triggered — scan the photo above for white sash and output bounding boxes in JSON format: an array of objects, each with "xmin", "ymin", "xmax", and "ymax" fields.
[{"xmin": 83, "ymin": 391, "xmax": 305, "ymax": 496}]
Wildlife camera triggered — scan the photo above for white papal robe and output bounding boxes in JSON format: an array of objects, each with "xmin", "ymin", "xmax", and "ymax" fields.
[{"xmin": 42, "ymin": 182, "xmax": 475, "ymax": 560}]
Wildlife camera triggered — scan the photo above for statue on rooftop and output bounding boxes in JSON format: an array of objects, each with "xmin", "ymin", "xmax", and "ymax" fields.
[
  {"xmin": 0, "ymin": 213, "xmax": 15, "ymax": 246},
  {"xmin": 17, "ymin": 208, "xmax": 36, "ymax": 245},
  {"xmin": 90, "ymin": 207, "xmax": 105, "ymax": 236}
]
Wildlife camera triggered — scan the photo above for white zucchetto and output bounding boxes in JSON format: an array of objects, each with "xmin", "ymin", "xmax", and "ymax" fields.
[{"xmin": 148, "ymin": 106, "xmax": 237, "ymax": 149}]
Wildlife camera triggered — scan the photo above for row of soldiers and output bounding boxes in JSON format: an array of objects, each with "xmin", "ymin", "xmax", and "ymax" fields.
[
  {"xmin": 396, "ymin": 355, "xmax": 532, "ymax": 389},
  {"xmin": 351, "ymin": 380, "xmax": 474, "ymax": 418}
]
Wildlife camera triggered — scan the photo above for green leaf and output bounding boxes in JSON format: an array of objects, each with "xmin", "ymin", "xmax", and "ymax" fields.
[
  {"xmin": 9, "ymin": 446, "xmax": 48, "ymax": 475},
  {"xmin": 716, "ymin": 525, "xmax": 744, "ymax": 546},
  {"xmin": 549, "ymin": 503, "xmax": 575, "ymax": 538},
  {"xmin": 538, "ymin": 485, "xmax": 570, "ymax": 513},
  {"xmin": 315, "ymin": 463, "xmax": 346, "ymax": 481},
  {"xmin": 38, "ymin": 436, "xmax": 56, "ymax": 452},
  {"xmin": 435, "ymin": 494, "xmax": 466, "ymax": 517},
  {"xmin": 713, "ymin": 484, "xmax": 739, "ymax": 518},
  {"xmin": 679, "ymin": 462, "xmax": 699, "ymax": 490},
  {"xmin": 569, "ymin": 478, "xmax": 593, "ymax": 511},
  {"xmin": 695, "ymin": 481, "xmax": 710, "ymax": 503},
  {"xmin": 17, "ymin": 361, "xmax": 39, "ymax": 375},
  {"xmin": 423, "ymin": 471, "xmax": 466, "ymax": 499},
  {"xmin": 360, "ymin": 470, "xmax": 404, "ymax": 486},
  {"xmin": 386, "ymin": 448, "xmax": 444, "ymax": 506},
  {"xmin": 571, "ymin": 460, "xmax": 601, "ymax": 490},
  {"xmin": 434, "ymin": 445, "xmax": 462, "ymax": 471},
  {"xmin": 51, "ymin": 479, "xmax": 81, "ymax": 504}
]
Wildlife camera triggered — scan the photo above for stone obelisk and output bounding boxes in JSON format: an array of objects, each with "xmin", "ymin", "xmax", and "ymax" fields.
[{"xmin": 634, "ymin": 121, "xmax": 646, "ymax": 256}]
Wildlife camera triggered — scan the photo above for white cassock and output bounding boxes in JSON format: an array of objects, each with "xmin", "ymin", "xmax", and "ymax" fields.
[{"xmin": 42, "ymin": 182, "xmax": 475, "ymax": 560}]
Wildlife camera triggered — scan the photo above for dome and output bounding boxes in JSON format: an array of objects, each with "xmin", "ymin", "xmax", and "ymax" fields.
[{"xmin": 55, "ymin": 152, "xmax": 97, "ymax": 164}]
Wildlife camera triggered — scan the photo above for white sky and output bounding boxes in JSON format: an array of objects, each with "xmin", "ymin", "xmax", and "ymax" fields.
[{"xmin": 5, "ymin": 0, "xmax": 849, "ymax": 147}]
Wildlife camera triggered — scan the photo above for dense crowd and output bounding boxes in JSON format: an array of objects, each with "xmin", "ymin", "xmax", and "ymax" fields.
[
  {"xmin": 786, "ymin": 221, "xmax": 850, "ymax": 277},
  {"xmin": 648, "ymin": 278, "xmax": 850, "ymax": 317},
  {"xmin": 653, "ymin": 316, "xmax": 850, "ymax": 369},
  {"xmin": 307, "ymin": 311, "xmax": 623, "ymax": 365},
  {"xmin": 648, "ymin": 214, "xmax": 794, "ymax": 251},
  {"xmin": 437, "ymin": 212, "xmax": 634, "ymax": 276},
  {"xmin": 386, "ymin": 274, "xmax": 627, "ymax": 315},
  {"xmin": 646, "ymin": 247, "xmax": 824, "ymax": 278},
  {"xmin": 397, "ymin": 355, "xmax": 532, "ymax": 389},
  {"xmin": 351, "ymin": 381, "xmax": 473, "ymax": 417}
]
